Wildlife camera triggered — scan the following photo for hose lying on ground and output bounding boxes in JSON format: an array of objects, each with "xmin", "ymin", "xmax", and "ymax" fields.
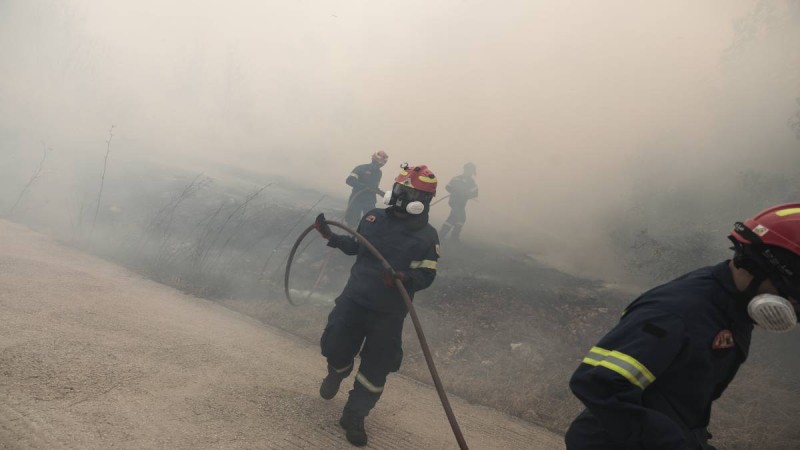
[{"xmin": 284, "ymin": 219, "xmax": 469, "ymax": 450}]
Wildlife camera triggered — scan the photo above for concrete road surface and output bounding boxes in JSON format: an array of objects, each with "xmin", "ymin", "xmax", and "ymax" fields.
[{"xmin": 0, "ymin": 220, "xmax": 564, "ymax": 449}]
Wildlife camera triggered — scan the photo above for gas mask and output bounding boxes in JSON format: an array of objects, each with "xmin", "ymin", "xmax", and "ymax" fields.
[
  {"xmin": 747, "ymin": 294, "xmax": 797, "ymax": 332},
  {"xmin": 730, "ymin": 221, "xmax": 800, "ymax": 332},
  {"xmin": 384, "ymin": 183, "xmax": 430, "ymax": 215}
]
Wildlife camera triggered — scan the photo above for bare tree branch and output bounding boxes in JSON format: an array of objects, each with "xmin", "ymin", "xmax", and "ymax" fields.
[
  {"xmin": 7, "ymin": 143, "xmax": 51, "ymax": 216},
  {"xmin": 91, "ymin": 125, "xmax": 114, "ymax": 233}
]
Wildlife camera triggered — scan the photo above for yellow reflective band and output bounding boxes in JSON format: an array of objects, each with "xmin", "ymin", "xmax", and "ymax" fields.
[
  {"xmin": 333, "ymin": 363, "xmax": 352, "ymax": 374},
  {"xmin": 776, "ymin": 208, "xmax": 800, "ymax": 217},
  {"xmin": 589, "ymin": 347, "xmax": 655, "ymax": 382},
  {"xmin": 419, "ymin": 176, "xmax": 436, "ymax": 183},
  {"xmin": 582, "ymin": 357, "xmax": 646, "ymax": 390},
  {"xmin": 582, "ymin": 346, "xmax": 656, "ymax": 390},
  {"xmin": 409, "ymin": 260, "xmax": 438, "ymax": 270},
  {"xmin": 399, "ymin": 170, "xmax": 409, "ymax": 176},
  {"xmin": 349, "ymin": 172, "xmax": 359, "ymax": 179},
  {"xmin": 355, "ymin": 372, "xmax": 384, "ymax": 393}
]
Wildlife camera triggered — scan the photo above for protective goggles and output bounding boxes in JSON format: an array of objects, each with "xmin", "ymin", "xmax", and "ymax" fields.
[{"xmin": 392, "ymin": 183, "xmax": 431, "ymax": 204}]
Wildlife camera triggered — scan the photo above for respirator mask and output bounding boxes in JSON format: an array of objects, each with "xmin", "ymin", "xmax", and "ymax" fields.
[
  {"xmin": 384, "ymin": 183, "xmax": 430, "ymax": 215},
  {"xmin": 747, "ymin": 294, "xmax": 798, "ymax": 332},
  {"xmin": 732, "ymin": 222, "xmax": 800, "ymax": 332}
]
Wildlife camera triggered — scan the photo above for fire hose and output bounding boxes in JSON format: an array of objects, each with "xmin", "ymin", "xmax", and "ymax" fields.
[
  {"xmin": 430, "ymin": 194, "xmax": 450, "ymax": 207},
  {"xmin": 284, "ymin": 219, "xmax": 469, "ymax": 450}
]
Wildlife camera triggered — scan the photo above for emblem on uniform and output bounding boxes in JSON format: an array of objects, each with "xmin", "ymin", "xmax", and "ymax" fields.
[
  {"xmin": 712, "ymin": 330, "xmax": 734, "ymax": 350},
  {"xmin": 366, "ymin": 215, "xmax": 376, "ymax": 223}
]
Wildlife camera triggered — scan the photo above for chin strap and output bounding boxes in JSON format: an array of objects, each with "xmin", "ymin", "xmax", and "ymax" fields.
[{"xmin": 730, "ymin": 222, "xmax": 780, "ymax": 296}]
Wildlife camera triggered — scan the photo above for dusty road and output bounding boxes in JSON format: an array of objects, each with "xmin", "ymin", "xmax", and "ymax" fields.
[{"xmin": 0, "ymin": 220, "xmax": 564, "ymax": 449}]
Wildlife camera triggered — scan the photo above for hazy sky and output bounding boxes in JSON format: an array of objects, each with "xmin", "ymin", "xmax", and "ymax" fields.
[{"xmin": 2, "ymin": 0, "xmax": 798, "ymax": 278}]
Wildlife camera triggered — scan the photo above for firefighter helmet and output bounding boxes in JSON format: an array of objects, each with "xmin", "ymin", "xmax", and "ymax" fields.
[
  {"xmin": 729, "ymin": 203, "xmax": 800, "ymax": 300},
  {"xmin": 394, "ymin": 163, "xmax": 437, "ymax": 195},
  {"xmin": 464, "ymin": 162, "xmax": 477, "ymax": 176},
  {"xmin": 371, "ymin": 151, "xmax": 389, "ymax": 166},
  {"xmin": 384, "ymin": 163, "xmax": 437, "ymax": 215}
]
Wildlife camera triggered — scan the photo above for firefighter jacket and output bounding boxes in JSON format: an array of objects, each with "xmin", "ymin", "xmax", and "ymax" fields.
[
  {"xmin": 327, "ymin": 208, "xmax": 439, "ymax": 314},
  {"xmin": 346, "ymin": 163, "xmax": 383, "ymax": 204},
  {"xmin": 567, "ymin": 261, "xmax": 753, "ymax": 450},
  {"xmin": 445, "ymin": 174, "xmax": 478, "ymax": 208}
]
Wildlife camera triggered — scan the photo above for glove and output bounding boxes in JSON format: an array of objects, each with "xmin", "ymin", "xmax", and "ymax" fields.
[
  {"xmin": 383, "ymin": 270, "xmax": 408, "ymax": 288},
  {"xmin": 313, "ymin": 213, "xmax": 333, "ymax": 240},
  {"xmin": 694, "ymin": 428, "xmax": 716, "ymax": 450}
]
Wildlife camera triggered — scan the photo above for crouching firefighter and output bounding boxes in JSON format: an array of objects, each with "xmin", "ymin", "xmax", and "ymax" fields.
[
  {"xmin": 312, "ymin": 163, "xmax": 441, "ymax": 447},
  {"xmin": 565, "ymin": 203, "xmax": 800, "ymax": 450}
]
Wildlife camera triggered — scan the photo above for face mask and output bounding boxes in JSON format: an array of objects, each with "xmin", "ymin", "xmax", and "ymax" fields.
[
  {"xmin": 385, "ymin": 184, "xmax": 427, "ymax": 215},
  {"xmin": 405, "ymin": 201, "xmax": 425, "ymax": 215},
  {"xmin": 747, "ymin": 294, "xmax": 798, "ymax": 332}
]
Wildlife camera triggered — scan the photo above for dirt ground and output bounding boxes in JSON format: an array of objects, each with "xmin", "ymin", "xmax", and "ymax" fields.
[{"xmin": 0, "ymin": 219, "xmax": 565, "ymax": 449}]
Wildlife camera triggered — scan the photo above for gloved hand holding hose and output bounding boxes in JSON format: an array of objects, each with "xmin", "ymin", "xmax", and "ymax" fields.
[
  {"xmin": 313, "ymin": 213, "xmax": 333, "ymax": 240},
  {"xmin": 383, "ymin": 269, "xmax": 409, "ymax": 288}
]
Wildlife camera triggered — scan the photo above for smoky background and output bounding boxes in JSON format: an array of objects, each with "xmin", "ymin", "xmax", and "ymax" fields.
[
  {"xmin": 2, "ymin": 1, "xmax": 800, "ymax": 448},
  {"xmin": 3, "ymin": 0, "xmax": 798, "ymax": 282}
]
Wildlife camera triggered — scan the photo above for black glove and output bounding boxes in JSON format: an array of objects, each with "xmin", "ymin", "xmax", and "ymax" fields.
[
  {"xmin": 383, "ymin": 269, "xmax": 409, "ymax": 288},
  {"xmin": 694, "ymin": 428, "xmax": 716, "ymax": 450},
  {"xmin": 313, "ymin": 213, "xmax": 333, "ymax": 240}
]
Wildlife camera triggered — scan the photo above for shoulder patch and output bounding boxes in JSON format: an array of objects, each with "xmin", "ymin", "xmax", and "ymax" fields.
[
  {"xmin": 712, "ymin": 330, "xmax": 735, "ymax": 350},
  {"xmin": 642, "ymin": 322, "xmax": 667, "ymax": 338},
  {"xmin": 365, "ymin": 215, "xmax": 377, "ymax": 223}
]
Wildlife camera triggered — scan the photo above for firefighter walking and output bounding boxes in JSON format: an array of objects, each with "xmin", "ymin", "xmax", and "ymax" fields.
[
  {"xmin": 440, "ymin": 162, "xmax": 478, "ymax": 242},
  {"xmin": 345, "ymin": 151, "xmax": 389, "ymax": 227},
  {"xmin": 313, "ymin": 163, "xmax": 441, "ymax": 447},
  {"xmin": 566, "ymin": 203, "xmax": 800, "ymax": 450}
]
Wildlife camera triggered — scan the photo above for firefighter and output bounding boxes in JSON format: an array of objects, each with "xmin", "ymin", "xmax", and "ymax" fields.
[
  {"xmin": 344, "ymin": 151, "xmax": 389, "ymax": 227},
  {"xmin": 312, "ymin": 163, "xmax": 441, "ymax": 447},
  {"xmin": 565, "ymin": 203, "xmax": 800, "ymax": 450},
  {"xmin": 440, "ymin": 162, "xmax": 478, "ymax": 242}
]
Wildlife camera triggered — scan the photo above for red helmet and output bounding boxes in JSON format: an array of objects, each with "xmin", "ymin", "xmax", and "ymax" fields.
[
  {"xmin": 394, "ymin": 163, "xmax": 437, "ymax": 195},
  {"xmin": 371, "ymin": 151, "xmax": 389, "ymax": 166},
  {"xmin": 730, "ymin": 204, "xmax": 800, "ymax": 256},
  {"xmin": 730, "ymin": 203, "xmax": 800, "ymax": 299}
]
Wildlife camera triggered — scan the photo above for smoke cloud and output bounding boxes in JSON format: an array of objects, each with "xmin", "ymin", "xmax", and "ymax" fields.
[{"xmin": 2, "ymin": 0, "xmax": 798, "ymax": 280}]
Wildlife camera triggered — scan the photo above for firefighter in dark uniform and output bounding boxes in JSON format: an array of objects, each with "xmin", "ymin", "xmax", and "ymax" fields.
[
  {"xmin": 313, "ymin": 163, "xmax": 441, "ymax": 447},
  {"xmin": 566, "ymin": 203, "xmax": 800, "ymax": 450},
  {"xmin": 440, "ymin": 162, "xmax": 478, "ymax": 242},
  {"xmin": 344, "ymin": 151, "xmax": 389, "ymax": 227}
]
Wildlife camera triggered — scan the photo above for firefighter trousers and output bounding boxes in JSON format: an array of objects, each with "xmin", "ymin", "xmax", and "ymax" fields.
[
  {"xmin": 345, "ymin": 197, "xmax": 376, "ymax": 227},
  {"xmin": 442, "ymin": 204, "xmax": 466, "ymax": 240},
  {"xmin": 321, "ymin": 296, "xmax": 405, "ymax": 417}
]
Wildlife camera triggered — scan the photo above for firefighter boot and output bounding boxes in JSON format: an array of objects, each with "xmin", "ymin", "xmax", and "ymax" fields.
[
  {"xmin": 439, "ymin": 222, "xmax": 454, "ymax": 240},
  {"xmin": 339, "ymin": 378, "xmax": 381, "ymax": 446},
  {"xmin": 320, "ymin": 374, "xmax": 343, "ymax": 400},
  {"xmin": 320, "ymin": 364, "xmax": 352, "ymax": 400},
  {"xmin": 450, "ymin": 224, "xmax": 463, "ymax": 242},
  {"xmin": 339, "ymin": 411, "xmax": 368, "ymax": 447}
]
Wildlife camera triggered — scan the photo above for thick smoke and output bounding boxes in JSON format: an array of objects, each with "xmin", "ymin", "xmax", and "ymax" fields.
[{"xmin": 1, "ymin": 0, "xmax": 798, "ymax": 281}]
